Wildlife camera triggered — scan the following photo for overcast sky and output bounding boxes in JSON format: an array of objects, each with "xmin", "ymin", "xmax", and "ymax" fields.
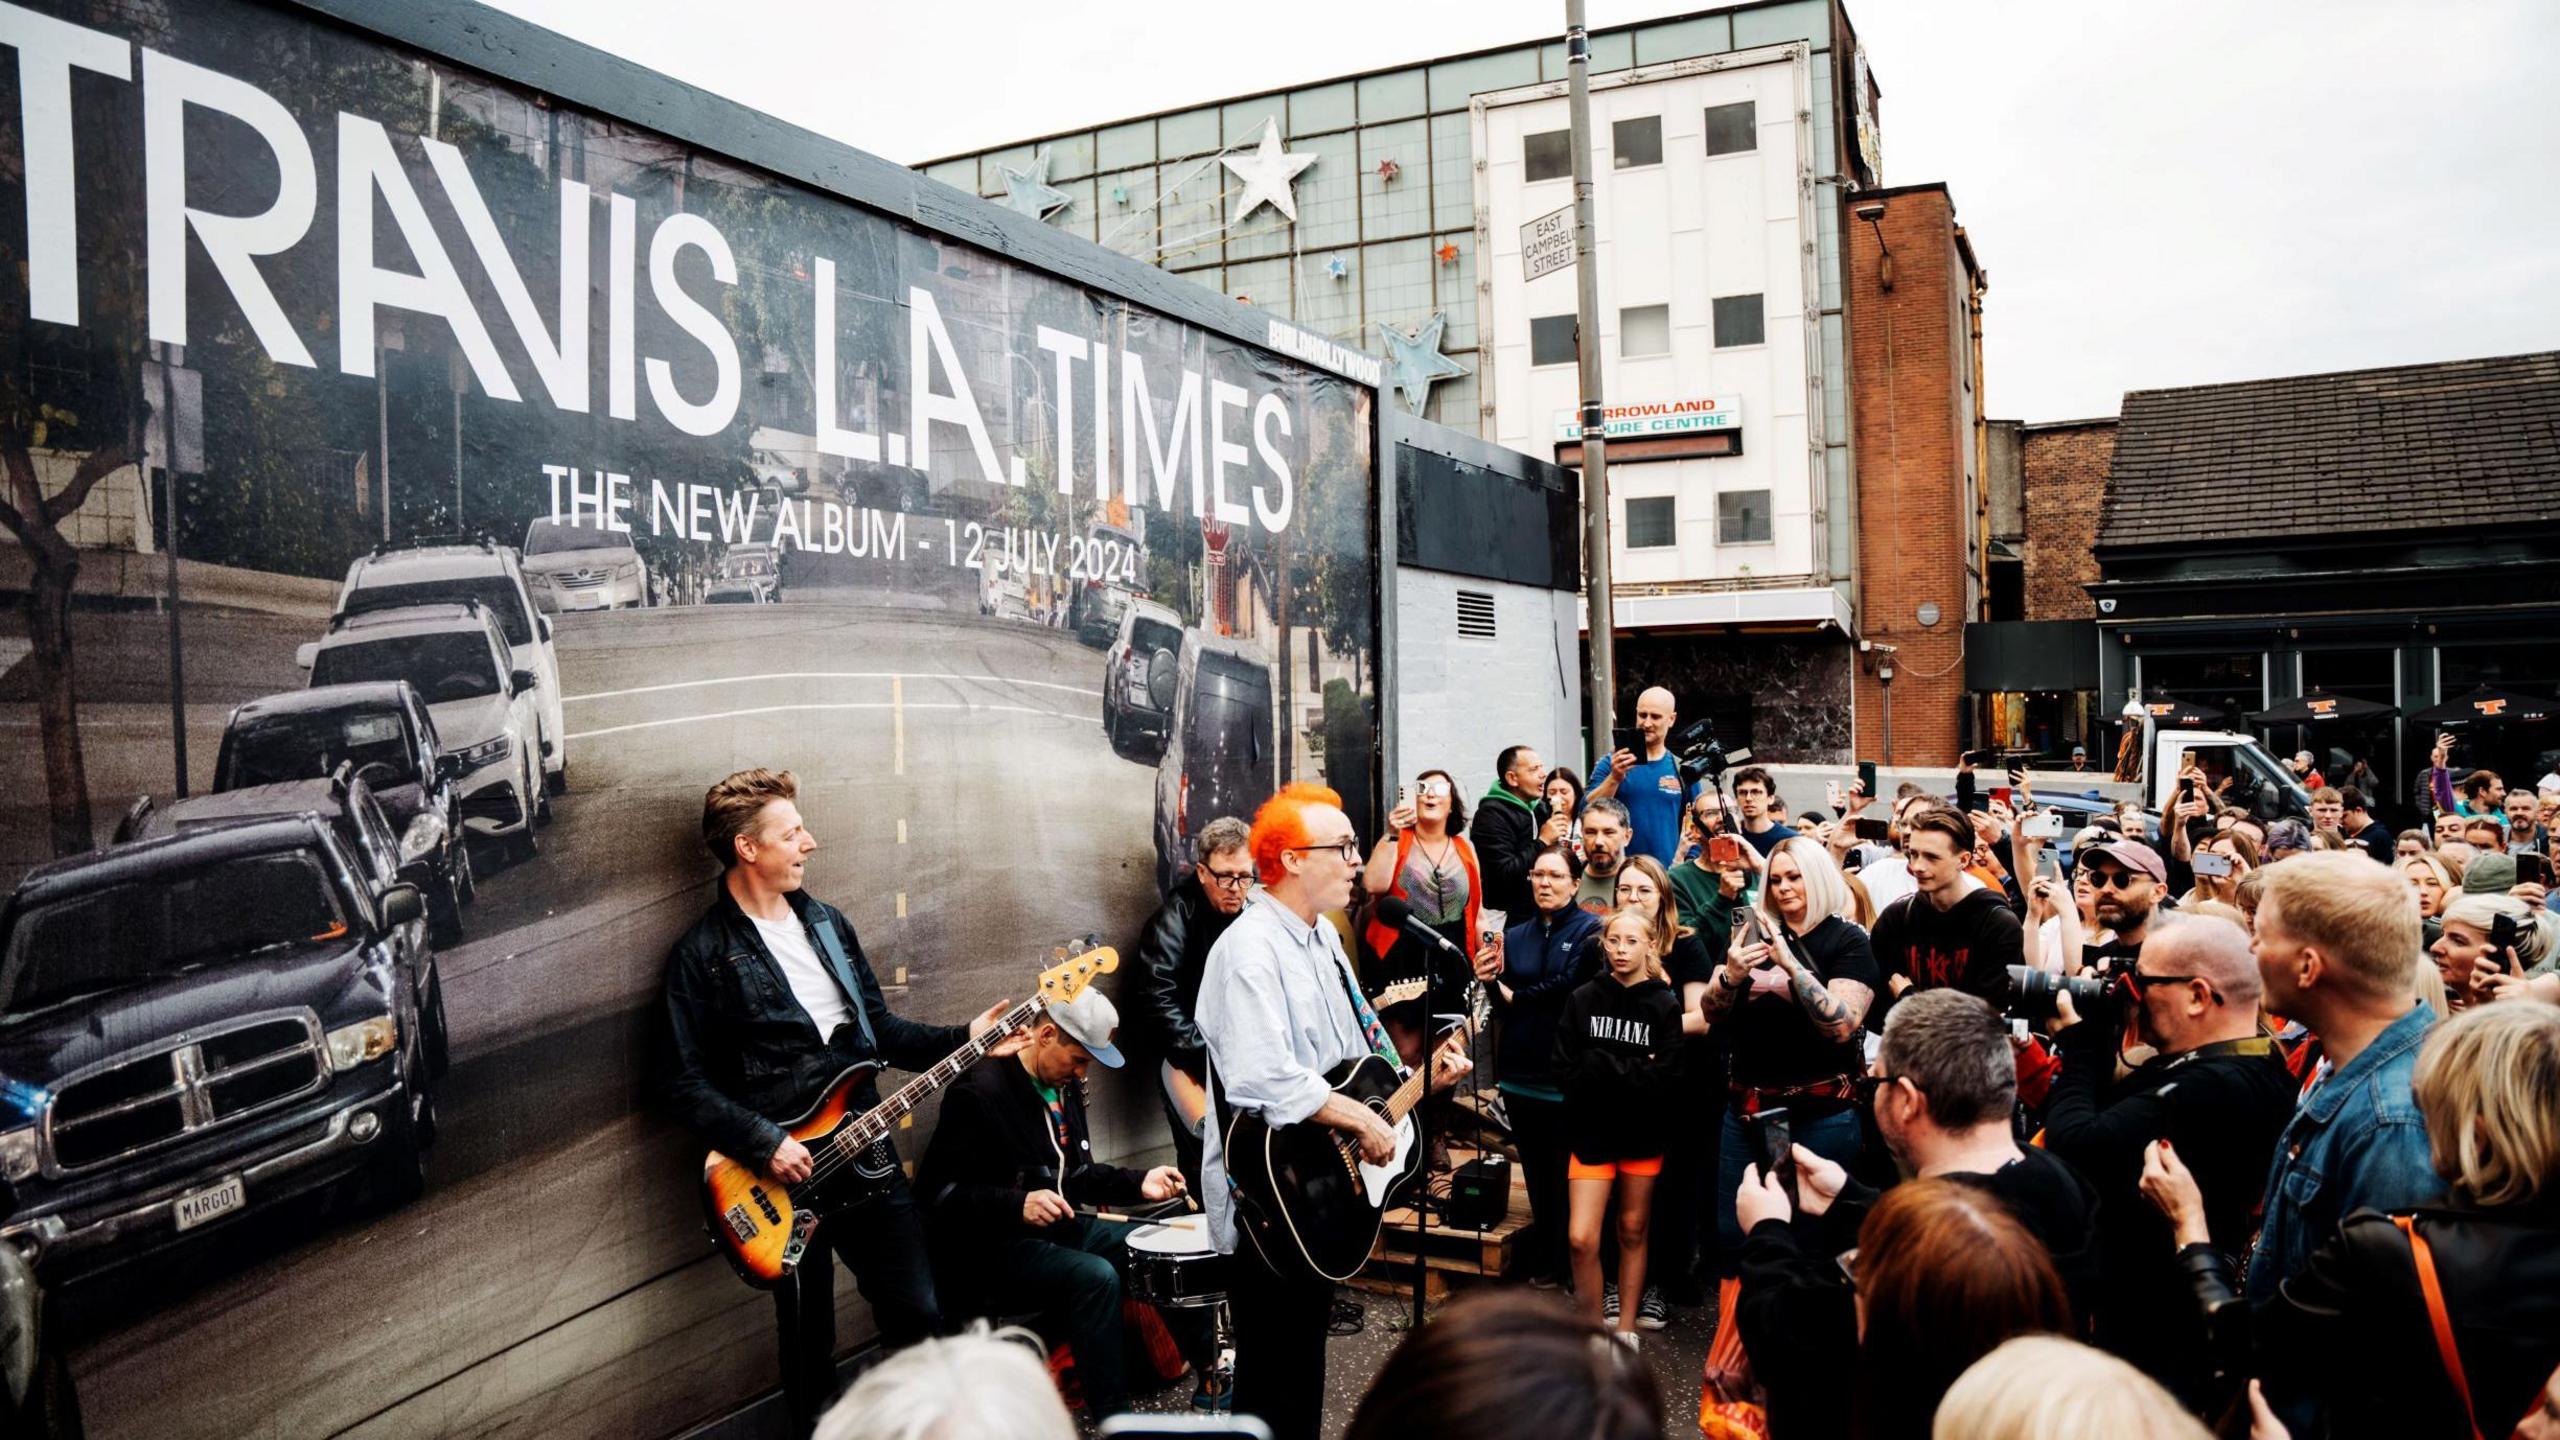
[{"xmin": 485, "ymin": 0, "xmax": 2559, "ymax": 422}]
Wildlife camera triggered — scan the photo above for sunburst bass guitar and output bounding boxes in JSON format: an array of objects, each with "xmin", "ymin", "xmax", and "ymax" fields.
[{"xmin": 699, "ymin": 942, "xmax": 1117, "ymax": 1289}]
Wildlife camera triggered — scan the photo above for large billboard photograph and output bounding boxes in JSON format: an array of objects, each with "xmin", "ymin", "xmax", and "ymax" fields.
[{"xmin": 0, "ymin": 0, "xmax": 1381, "ymax": 1432}]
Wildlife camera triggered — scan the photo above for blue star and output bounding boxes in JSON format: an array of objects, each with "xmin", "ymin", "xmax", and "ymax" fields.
[
  {"xmin": 997, "ymin": 146, "xmax": 1072, "ymax": 223},
  {"xmin": 1375, "ymin": 313, "xmax": 1470, "ymax": 416}
]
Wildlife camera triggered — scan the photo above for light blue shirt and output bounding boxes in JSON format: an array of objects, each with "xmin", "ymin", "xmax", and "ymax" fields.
[{"xmin": 1196, "ymin": 892, "xmax": 1376, "ymax": 1253}]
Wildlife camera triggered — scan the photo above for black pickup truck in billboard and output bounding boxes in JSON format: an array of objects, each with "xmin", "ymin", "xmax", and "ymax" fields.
[{"xmin": 0, "ymin": 0, "xmax": 1381, "ymax": 1433}]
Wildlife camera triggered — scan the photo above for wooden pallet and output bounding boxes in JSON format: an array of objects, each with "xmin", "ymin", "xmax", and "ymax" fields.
[{"xmin": 1366, "ymin": 1147, "xmax": 1534, "ymax": 1280}]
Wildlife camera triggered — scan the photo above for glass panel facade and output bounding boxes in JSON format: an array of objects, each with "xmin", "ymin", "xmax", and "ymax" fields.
[
  {"xmin": 2139, "ymin": 652, "xmax": 2266, "ymax": 725},
  {"xmin": 1734, "ymin": 0, "xmax": 1830, "ymax": 50},
  {"xmin": 1094, "ymin": 167, "xmax": 1160, "ymax": 260},
  {"xmin": 1047, "ymin": 132, "xmax": 1097, "ymax": 181},
  {"xmin": 1428, "ymin": 49, "xmax": 1540, "ymax": 113},
  {"xmin": 1291, "ymin": 129, "xmax": 1363, "ymax": 252},
  {"xmin": 1430, "ymin": 111, "xmax": 1477, "ymax": 232},
  {"xmin": 1434, "ymin": 232, "xmax": 1478, "ymax": 349},
  {"xmin": 1298, "ymin": 248, "xmax": 1360, "ymax": 339},
  {"xmin": 1096, "ymin": 119, "xmax": 1155, "ymax": 169},
  {"xmin": 1158, "ymin": 106, "xmax": 1219, "ymax": 159},
  {"xmin": 1360, "ymin": 120, "xmax": 1432, "ymax": 238},
  {"xmin": 1364, "ymin": 238, "xmax": 1435, "ymax": 335},
  {"xmin": 1636, "ymin": 14, "xmax": 1732, "ymax": 63},
  {"xmin": 1357, "ymin": 68, "xmax": 1428, "ymax": 123},
  {"xmin": 1291, "ymin": 79, "xmax": 1357, "ymax": 134}
]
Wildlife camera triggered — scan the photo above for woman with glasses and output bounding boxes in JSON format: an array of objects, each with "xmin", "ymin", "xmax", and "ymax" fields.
[
  {"xmin": 1484, "ymin": 843, "xmax": 1602, "ymax": 1290},
  {"xmin": 1700, "ymin": 837, "xmax": 1878, "ymax": 1276}
]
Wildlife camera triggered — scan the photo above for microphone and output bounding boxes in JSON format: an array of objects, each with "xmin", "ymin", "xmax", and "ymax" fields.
[{"xmin": 1375, "ymin": 897, "xmax": 1471, "ymax": 965}]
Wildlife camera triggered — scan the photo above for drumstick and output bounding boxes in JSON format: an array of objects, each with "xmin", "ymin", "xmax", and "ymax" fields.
[{"xmin": 1077, "ymin": 1196, "xmax": 1200, "ymax": 1223}]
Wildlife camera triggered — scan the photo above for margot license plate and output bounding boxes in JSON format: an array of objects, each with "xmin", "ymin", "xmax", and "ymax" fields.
[{"xmin": 174, "ymin": 1177, "xmax": 246, "ymax": 1231}]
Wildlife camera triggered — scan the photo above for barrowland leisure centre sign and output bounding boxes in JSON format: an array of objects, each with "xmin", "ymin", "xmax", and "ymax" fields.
[{"xmin": 1552, "ymin": 395, "xmax": 1742, "ymax": 443}]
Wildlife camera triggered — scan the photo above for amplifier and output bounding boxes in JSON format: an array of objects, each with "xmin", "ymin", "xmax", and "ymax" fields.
[{"xmin": 1442, "ymin": 1155, "xmax": 1511, "ymax": 1231}]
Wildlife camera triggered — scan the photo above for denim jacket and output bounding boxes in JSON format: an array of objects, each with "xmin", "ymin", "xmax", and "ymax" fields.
[{"xmin": 2245, "ymin": 1005, "xmax": 2444, "ymax": 1301}]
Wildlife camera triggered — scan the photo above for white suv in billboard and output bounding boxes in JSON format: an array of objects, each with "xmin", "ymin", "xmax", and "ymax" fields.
[
  {"xmin": 301, "ymin": 603, "xmax": 548, "ymax": 862},
  {"xmin": 330, "ymin": 537, "xmax": 567, "ymax": 795},
  {"xmin": 520, "ymin": 517, "xmax": 648, "ymax": 613}
]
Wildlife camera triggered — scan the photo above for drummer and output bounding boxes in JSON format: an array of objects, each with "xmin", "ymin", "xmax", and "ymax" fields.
[{"xmin": 915, "ymin": 988, "xmax": 1209, "ymax": 1418}]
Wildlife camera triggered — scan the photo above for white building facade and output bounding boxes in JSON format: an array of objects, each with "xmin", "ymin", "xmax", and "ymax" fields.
[{"xmin": 1476, "ymin": 45, "xmax": 1846, "ymax": 637}]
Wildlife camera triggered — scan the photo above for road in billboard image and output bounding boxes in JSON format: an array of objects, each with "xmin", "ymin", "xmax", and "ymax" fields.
[{"xmin": 0, "ymin": 533, "xmax": 1365, "ymax": 1438}]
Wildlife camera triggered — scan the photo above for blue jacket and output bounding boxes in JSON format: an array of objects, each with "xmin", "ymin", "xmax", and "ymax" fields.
[
  {"xmin": 2246, "ymin": 1004, "xmax": 2444, "ymax": 1302},
  {"xmin": 1493, "ymin": 906, "xmax": 1602, "ymax": 1094}
]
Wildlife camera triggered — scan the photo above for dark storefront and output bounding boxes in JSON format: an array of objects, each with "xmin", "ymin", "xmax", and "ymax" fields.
[{"xmin": 2089, "ymin": 353, "xmax": 2560, "ymax": 819}]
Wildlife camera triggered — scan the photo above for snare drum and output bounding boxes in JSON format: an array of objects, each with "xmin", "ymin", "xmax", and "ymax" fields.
[{"xmin": 1121, "ymin": 1212, "xmax": 1230, "ymax": 1310}]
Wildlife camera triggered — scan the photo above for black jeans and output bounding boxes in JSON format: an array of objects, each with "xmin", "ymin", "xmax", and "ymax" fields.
[
  {"xmin": 938, "ymin": 1217, "xmax": 1210, "ymax": 1420},
  {"xmin": 1504, "ymin": 1088, "xmax": 1572, "ymax": 1284},
  {"xmin": 1229, "ymin": 1242, "xmax": 1336, "ymax": 1440},
  {"xmin": 773, "ymin": 1176, "xmax": 945, "ymax": 1432}
]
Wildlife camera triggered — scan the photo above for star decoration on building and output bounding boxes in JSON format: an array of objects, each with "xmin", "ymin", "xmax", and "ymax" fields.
[
  {"xmin": 1376, "ymin": 312, "xmax": 1469, "ymax": 416},
  {"xmin": 997, "ymin": 146, "xmax": 1072, "ymax": 223},
  {"xmin": 1325, "ymin": 256, "xmax": 1350, "ymax": 280},
  {"xmin": 1221, "ymin": 117, "xmax": 1316, "ymax": 224},
  {"xmin": 1436, "ymin": 241, "xmax": 1461, "ymax": 266}
]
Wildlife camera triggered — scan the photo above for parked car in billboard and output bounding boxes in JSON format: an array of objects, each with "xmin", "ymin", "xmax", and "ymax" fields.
[
  {"xmin": 329, "ymin": 536, "xmax": 567, "ymax": 795},
  {"xmin": 0, "ymin": 1076, "xmax": 82, "ymax": 1437},
  {"xmin": 1102, "ymin": 599, "xmax": 1184, "ymax": 761},
  {"xmin": 210, "ymin": 682, "xmax": 473, "ymax": 942},
  {"xmin": 300, "ymin": 603, "xmax": 548, "ymax": 864},
  {"xmin": 1152, "ymin": 633, "xmax": 1277, "ymax": 894},
  {"xmin": 520, "ymin": 516, "xmax": 649, "ymax": 613},
  {"xmin": 114, "ymin": 773, "xmax": 451, "ymax": 1083},
  {"xmin": 0, "ymin": 818, "xmax": 441, "ymax": 1278}
]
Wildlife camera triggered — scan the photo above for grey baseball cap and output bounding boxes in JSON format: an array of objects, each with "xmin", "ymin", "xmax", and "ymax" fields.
[{"xmin": 1047, "ymin": 988, "xmax": 1125, "ymax": 1068}]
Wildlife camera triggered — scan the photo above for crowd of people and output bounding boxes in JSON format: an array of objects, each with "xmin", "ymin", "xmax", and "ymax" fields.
[{"xmin": 676, "ymin": 700, "xmax": 2560, "ymax": 1440}]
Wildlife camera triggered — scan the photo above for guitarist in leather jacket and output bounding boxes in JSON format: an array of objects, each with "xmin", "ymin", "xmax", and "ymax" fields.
[
  {"xmin": 1125, "ymin": 816, "xmax": 1254, "ymax": 1192},
  {"xmin": 654, "ymin": 768, "xmax": 1019, "ymax": 1434}
]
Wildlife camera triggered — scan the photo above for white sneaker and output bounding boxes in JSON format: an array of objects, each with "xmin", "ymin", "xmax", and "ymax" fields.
[{"xmin": 1612, "ymin": 1328, "xmax": 1642, "ymax": 1353}]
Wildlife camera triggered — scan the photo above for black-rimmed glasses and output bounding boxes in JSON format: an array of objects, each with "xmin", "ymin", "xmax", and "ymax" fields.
[
  {"xmin": 1201, "ymin": 868, "xmax": 1255, "ymax": 893},
  {"xmin": 2122, "ymin": 971, "xmax": 2226, "ymax": 1006},
  {"xmin": 1285, "ymin": 840, "xmax": 1362, "ymax": 863}
]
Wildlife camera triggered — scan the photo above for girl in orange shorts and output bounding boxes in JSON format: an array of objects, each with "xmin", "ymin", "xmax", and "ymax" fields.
[{"xmin": 1555, "ymin": 906, "xmax": 1686, "ymax": 1345}]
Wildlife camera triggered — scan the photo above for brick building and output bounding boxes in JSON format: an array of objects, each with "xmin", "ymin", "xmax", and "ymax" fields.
[
  {"xmin": 2020, "ymin": 419, "xmax": 2113, "ymax": 620},
  {"xmin": 1844, "ymin": 184, "xmax": 1987, "ymax": 766}
]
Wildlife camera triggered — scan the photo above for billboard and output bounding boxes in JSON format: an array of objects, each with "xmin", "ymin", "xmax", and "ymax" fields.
[{"xmin": 0, "ymin": 1, "xmax": 1380, "ymax": 1433}]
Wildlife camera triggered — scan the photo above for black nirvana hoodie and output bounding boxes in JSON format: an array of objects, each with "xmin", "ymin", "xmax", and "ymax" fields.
[{"xmin": 1554, "ymin": 974, "xmax": 1684, "ymax": 1163}]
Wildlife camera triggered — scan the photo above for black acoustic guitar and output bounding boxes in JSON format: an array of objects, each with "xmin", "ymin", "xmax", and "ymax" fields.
[{"xmin": 1222, "ymin": 1053, "xmax": 1423, "ymax": 1282}]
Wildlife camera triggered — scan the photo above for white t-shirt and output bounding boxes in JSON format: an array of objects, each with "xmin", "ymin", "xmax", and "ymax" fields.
[
  {"xmin": 750, "ymin": 912, "xmax": 855, "ymax": 1036},
  {"xmin": 1856, "ymin": 853, "xmax": 1917, "ymax": 912}
]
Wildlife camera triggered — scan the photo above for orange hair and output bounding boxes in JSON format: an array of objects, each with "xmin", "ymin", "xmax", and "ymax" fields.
[{"xmin": 1250, "ymin": 782, "xmax": 1346, "ymax": 885}]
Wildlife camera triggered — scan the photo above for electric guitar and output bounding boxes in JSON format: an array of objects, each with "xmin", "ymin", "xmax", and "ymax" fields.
[
  {"xmin": 1221, "ymin": 1052, "xmax": 1430, "ymax": 1283},
  {"xmin": 698, "ymin": 940, "xmax": 1117, "ymax": 1289}
]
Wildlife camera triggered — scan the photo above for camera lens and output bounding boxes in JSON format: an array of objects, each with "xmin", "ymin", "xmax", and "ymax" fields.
[{"xmin": 2002, "ymin": 965, "xmax": 2114, "ymax": 1024}]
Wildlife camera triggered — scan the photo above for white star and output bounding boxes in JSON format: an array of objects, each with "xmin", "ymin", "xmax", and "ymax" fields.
[
  {"xmin": 1376, "ymin": 313, "xmax": 1470, "ymax": 416},
  {"xmin": 1221, "ymin": 118, "xmax": 1316, "ymax": 225},
  {"xmin": 998, "ymin": 146, "xmax": 1071, "ymax": 223}
]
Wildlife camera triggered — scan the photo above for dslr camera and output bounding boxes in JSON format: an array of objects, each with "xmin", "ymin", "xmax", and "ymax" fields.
[
  {"xmin": 1672, "ymin": 719, "xmax": 1751, "ymax": 789},
  {"xmin": 2002, "ymin": 965, "xmax": 2118, "ymax": 1026}
]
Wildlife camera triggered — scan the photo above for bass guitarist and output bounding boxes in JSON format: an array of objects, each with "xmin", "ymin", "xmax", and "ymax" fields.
[
  {"xmin": 1197, "ymin": 783, "xmax": 1471, "ymax": 1440},
  {"xmin": 654, "ymin": 768, "xmax": 1022, "ymax": 1434}
]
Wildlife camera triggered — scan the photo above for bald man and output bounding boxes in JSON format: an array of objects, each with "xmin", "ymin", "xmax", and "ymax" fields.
[
  {"xmin": 2040, "ymin": 915, "xmax": 2296, "ymax": 1404},
  {"xmin": 1587, "ymin": 686, "xmax": 1696, "ymax": 864}
]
